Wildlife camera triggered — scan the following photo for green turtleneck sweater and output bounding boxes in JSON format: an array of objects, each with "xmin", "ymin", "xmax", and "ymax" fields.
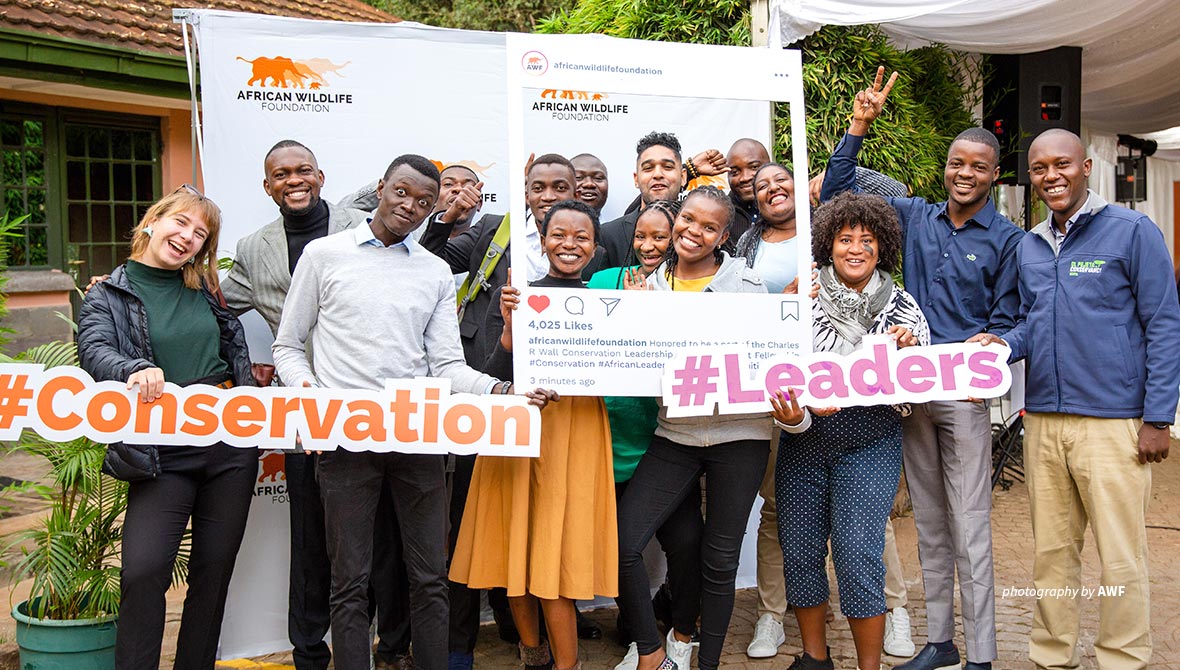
[{"xmin": 125, "ymin": 260, "xmax": 229, "ymax": 385}]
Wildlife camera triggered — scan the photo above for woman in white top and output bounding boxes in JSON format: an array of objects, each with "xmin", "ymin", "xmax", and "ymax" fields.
[{"xmin": 734, "ymin": 163, "xmax": 799, "ymax": 294}]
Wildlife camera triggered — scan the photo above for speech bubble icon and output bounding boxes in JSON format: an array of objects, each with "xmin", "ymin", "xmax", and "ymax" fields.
[
  {"xmin": 780, "ymin": 301, "xmax": 799, "ymax": 321},
  {"xmin": 565, "ymin": 296, "xmax": 585, "ymax": 316}
]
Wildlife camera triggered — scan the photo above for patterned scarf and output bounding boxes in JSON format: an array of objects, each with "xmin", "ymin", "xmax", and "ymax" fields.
[{"xmin": 816, "ymin": 264, "xmax": 894, "ymax": 355}]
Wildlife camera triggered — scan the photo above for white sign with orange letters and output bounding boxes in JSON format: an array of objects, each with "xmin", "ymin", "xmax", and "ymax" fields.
[{"xmin": 1, "ymin": 364, "xmax": 540, "ymax": 456}]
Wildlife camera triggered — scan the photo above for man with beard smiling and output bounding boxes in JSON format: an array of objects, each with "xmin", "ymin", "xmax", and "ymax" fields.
[
  {"xmin": 725, "ymin": 138, "xmax": 770, "ymax": 244},
  {"xmin": 820, "ymin": 68, "xmax": 1023, "ymax": 670},
  {"xmin": 594, "ymin": 132, "xmax": 685, "ymax": 272},
  {"xmin": 222, "ymin": 140, "xmax": 413, "ymax": 670},
  {"xmin": 979, "ymin": 129, "xmax": 1180, "ymax": 670},
  {"xmin": 582, "ymin": 134, "xmax": 727, "ymax": 278}
]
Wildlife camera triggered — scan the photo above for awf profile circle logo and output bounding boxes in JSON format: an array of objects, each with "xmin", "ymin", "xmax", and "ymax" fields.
[{"xmin": 522, "ymin": 51, "xmax": 549, "ymax": 75}]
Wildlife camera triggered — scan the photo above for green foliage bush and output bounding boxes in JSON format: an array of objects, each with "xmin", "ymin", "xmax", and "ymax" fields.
[
  {"xmin": 792, "ymin": 26, "xmax": 979, "ymax": 200},
  {"xmin": 538, "ymin": 0, "xmax": 750, "ymax": 46},
  {"xmin": 375, "ymin": 0, "xmax": 575, "ymax": 33}
]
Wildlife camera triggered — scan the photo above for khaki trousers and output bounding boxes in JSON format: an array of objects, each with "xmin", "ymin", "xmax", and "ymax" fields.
[{"xmin": 1024, "ymin": 413, "xmax": 1152, "ymax": 670}]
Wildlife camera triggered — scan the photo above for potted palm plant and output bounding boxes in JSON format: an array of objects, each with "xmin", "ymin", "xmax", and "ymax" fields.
[
  {"xmin": 3, "ymin": 340, "xmax": 124, "ymax": 669},
  {"xmin": 0, "ymin": 213, "xmax": 122, "ymax": 668}
]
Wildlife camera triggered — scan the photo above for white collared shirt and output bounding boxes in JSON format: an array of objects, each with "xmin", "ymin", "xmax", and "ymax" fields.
[
  {"xmin": 523, "ymin": 212, "xmax": 549, "ymax": 282},
  {"xmin": 356, "ymin": 220, "xmax": 417, "ymax": 253}
]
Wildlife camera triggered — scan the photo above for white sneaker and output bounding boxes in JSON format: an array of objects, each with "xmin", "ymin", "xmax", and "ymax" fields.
[
  {"xmin": 745, "ymin": 613, "xmax": 785, "ymax": 658},
  {"xmin": 614, "ymin": 642, "xmax": 639, "ymax": 670},
  {"xmin": 666, "ymin": 627, "xmax": 694, "ymax": 670},
  {"xmin": 883, "ymin": 607, "xmax": 916, "ymax": 658}
]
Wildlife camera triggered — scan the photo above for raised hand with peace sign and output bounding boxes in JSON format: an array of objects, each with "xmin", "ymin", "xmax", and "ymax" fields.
[{"xmin": 850, "ymin": 65, "xmax": 899, "ymax": 136}]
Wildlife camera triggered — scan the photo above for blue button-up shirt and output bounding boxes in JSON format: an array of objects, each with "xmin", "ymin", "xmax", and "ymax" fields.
[{"xmin": 820, "ymin": 133, "xmax": 1024, "ymax": 344}]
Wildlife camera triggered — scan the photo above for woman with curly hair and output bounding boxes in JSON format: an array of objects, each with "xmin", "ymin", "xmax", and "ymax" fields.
[{"xmin": 770, "ymin": 191, "xmax": 929, "ymax": 670}]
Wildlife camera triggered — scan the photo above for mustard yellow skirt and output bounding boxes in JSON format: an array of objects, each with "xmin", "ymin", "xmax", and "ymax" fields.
[{"xmin": 449, "ymin": 396, "xmax": 618, "ymax": 600}]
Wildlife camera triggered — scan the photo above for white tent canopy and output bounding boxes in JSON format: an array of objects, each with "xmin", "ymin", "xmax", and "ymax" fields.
[{"xmin": 769, "ymin": 0, "xmax": 1180, "ymax": 135}]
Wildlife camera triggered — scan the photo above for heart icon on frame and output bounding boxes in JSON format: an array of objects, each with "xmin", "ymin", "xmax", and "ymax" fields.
[{"xmin": 527, "ymin": 295, "xmax": 550, "ymax": 313}]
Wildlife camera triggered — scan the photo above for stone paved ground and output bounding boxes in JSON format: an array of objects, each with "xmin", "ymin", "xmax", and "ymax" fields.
[
  {"xmin": 3, "ymin": 448, "xmax": 1179, "ymax": 669},
  {"xmin": 210, "ymin": 453, "xmax": 1180, "ymax": 670}
]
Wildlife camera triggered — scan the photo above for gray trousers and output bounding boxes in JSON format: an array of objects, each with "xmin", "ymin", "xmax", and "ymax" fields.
[{"xmin": 902, "ymin": 400, "xmax": 997, "ymax": 662}]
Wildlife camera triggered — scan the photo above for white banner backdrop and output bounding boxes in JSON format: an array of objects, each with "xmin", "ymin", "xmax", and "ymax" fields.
[
  {"xmin": 191, "ymin": 10, "xmax": 794, "ymax": 658},
  {"xmin": 193, "ymin": 12, "xmax": 521, "ymax": 658}
]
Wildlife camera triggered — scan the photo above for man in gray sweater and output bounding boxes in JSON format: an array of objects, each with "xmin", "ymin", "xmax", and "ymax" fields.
[{"xmin": 273, "ymin": 154, "xmax": 535, "ymax": 670}]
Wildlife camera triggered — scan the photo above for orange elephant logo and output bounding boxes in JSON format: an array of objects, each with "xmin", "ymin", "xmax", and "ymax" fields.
[
  {"xmin": 688, "ymin": 173, "xmax": 728, "ymax": 190},
  {"xmin": 541, "ymin": 89, "xmax": 608, "ymax": 101},
  {"xmin": 237, "ymin": 56, "xmax": 352, "ymax": 88},
  {"xmin": 430, "ymin": 159, "xmax": 496, "ymax": 177},
  {"xmin": 257, "ymin": 450, "xmax": 286, "ymax": 483}
]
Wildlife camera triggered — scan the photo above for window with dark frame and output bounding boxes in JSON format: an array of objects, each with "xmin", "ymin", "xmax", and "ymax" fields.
[
  {"xmin": 1, "ymin": 113, "xmax": 49, "ymax": 268},
  {"xmin": 0, "ymin": 104, "xmax": 161, "ymax": 282},
  {"xmin": 64, "ymin": 122, "xmax": 160, "ymax": 280}
]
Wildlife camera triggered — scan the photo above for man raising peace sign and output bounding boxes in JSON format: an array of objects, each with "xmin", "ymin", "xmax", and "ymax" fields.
[{"xmin": 820, "ymin": 67, "xmax": 1024, "ymax": 670}]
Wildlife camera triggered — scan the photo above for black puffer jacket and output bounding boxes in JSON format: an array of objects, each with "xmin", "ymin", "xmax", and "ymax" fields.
[{"xmin": 77, "ymin": 264, "xmax": 256, "ymax": 480}]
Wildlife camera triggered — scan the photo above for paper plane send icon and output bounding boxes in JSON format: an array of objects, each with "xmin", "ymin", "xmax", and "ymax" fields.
[
  {"xmin": 780, "ymin": 301, "xmax": 799, "ymax": 321},
  {"xmin": 600, "ymin": 297, "xmax": 621, "ymax": 316}
]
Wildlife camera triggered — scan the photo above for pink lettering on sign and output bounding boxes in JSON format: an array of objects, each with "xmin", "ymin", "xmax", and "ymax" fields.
[
  {"xmin": 661, "ymin": 336, "xmax": 1011, "ymax": 418},
  {"xmin": 849, "ymin": 343, "xmax": 896, "ymax": 397},
  {"xmin": 897, "ymin": 355, "xmax": 937, "ymax": 392},
  {"xmin": 726, "ymin": 354, "xmax": 763, "ymax": 403}
]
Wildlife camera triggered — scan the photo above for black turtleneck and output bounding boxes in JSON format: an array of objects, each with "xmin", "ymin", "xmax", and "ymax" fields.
[
  {"xmin": 729, "ymin": 189, "xmax": 759, "ymax": 246},
  {"xmin": 284, "ymin": 199, "xmax": 330, "ymax": 275}
]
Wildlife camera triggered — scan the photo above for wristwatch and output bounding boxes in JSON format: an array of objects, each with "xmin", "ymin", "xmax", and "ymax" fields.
[{"xmin": 1150, "ymin": 422, "xmax": 1170, "ymax": 430}]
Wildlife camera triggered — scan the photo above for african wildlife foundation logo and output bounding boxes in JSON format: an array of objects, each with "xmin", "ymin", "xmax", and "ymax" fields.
[
  {"xmin": 235, "ymin": 56, "xmax": 355, "ymax": 114},
  {"xmin": 254, "ymin": 450, "xmax": 288, "ymax": 503},
  {"xmin": 531, "ymin": 89, "xmax": 629, "ymax": 124},
  {"xmin": 522, "ymin": 51, "xmax": 549, "ymax": 75}
]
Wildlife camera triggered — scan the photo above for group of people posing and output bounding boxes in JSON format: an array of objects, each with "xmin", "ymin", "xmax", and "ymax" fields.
[{"xmin": 76, "ymin": 67, "xmax": 1178, "ymax": 670}]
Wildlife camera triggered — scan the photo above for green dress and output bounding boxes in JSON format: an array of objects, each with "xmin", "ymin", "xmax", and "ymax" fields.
[{"xmin": 587, "ymin": 265, "xmax": 659, "ymax": 483}]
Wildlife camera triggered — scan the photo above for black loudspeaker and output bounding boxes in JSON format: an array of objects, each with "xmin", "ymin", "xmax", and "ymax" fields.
[
  {"xmin": 1116, "ymin": 155, "xmax": 1147, "ymax": 203},
  {"xmin": 983, "ymin": 47, "xmax": 1082, "ymax": 185}
]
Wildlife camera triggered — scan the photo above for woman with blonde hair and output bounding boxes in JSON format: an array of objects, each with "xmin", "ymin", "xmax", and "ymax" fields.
[{"xmin": 78, "ymin": 185, "xmax": 259, "ymax": 670}]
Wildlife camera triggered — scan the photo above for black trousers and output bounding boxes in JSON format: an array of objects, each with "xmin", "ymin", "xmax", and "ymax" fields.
[
  {"xmin": 287, "ymin": 453, "xmax": 410, "ymax": 670},
  {"xmin": 613, "ymin": 476, "xmax": 704, "ymax": 641},
  {"xmin": 617, "ymin": 436, "xmax": 767, "ymax": 670},
  {"xmin": 317, "ymin": 450, "xmax": 448, "ymax": 670},
  {"xmin": 447, "ymin": 454, "xmax": 509, "ymax": 655},
  {"xmin": 116, "ymin": 443, "xmax": 258, "ymax": 670}
]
